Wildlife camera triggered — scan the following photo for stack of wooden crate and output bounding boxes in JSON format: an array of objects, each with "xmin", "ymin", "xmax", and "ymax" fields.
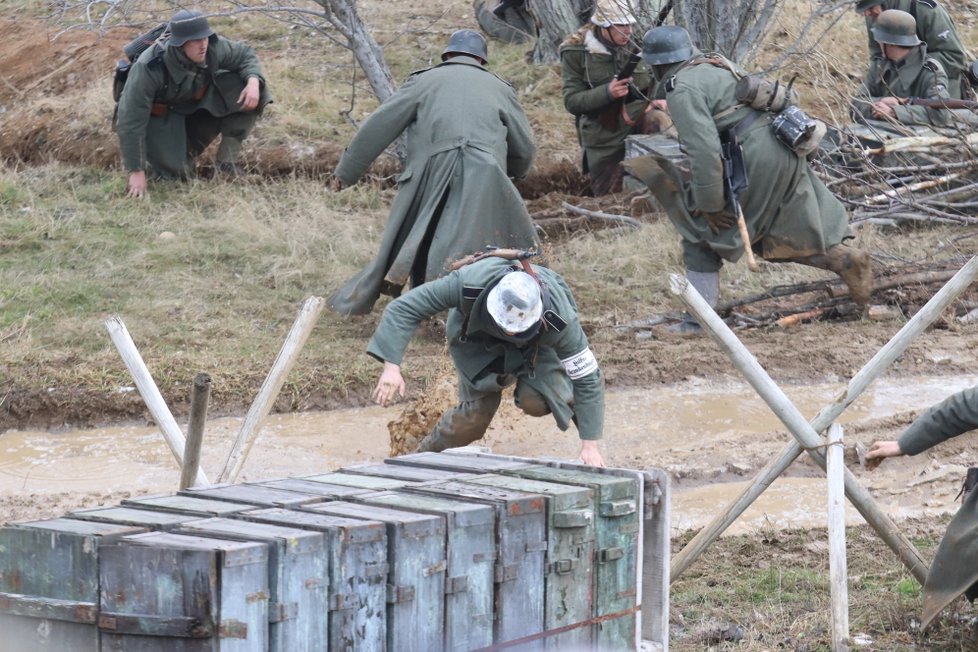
[{"xmin": 0, "ymin": 451, "xmax": 669, "ymax": 652}]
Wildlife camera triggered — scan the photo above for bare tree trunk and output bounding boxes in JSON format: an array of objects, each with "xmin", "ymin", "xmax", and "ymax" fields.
[
  {"xmin": 312, "ymin": 0, "xmax": 396, "ymax": 103},
  {"xmin": 674, "ymin": 0, "xmax": 779, "ymax": 63},
  {"xmin": 525, "ymin": 0, "xmax": 581, "ymax": 63}
]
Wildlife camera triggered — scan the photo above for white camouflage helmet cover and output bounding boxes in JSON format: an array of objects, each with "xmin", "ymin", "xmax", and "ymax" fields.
[
  {"xmin": 591, "ymin": 0, "xmax": 636, "ymax": 27},
  {"xmin": 486, "ymin": 271, "xmax": 544, "ymax": 334}
]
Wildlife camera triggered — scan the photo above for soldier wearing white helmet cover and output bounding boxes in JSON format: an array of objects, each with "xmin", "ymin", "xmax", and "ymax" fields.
[{"xmin": 367, "ymin": 255, "xmax": 606, "ymax": 466}]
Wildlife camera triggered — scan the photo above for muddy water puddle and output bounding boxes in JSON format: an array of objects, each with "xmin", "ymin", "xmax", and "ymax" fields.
[{"xmin": 2, "ymin": 374, "xmax": 974, "ymax": 533}]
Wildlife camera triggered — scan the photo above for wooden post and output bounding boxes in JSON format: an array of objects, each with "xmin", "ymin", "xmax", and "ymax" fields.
[
  {"xmin": 827, "ymin": 424, "xmax": 850, "ymax": 652},
  {"xmin": 105, "ymin": 317, "xmax": 209, "ymax": 487},
  {"xmin": 219, "ymin": 296, "xmax": 325, "ymax": 483},
  {"xmin": 671, "ymin": 253, "xmax": 978, "ymax": 581},
  {"xmin": 668, "ymin": 273, "xmax": 928, "ymax": 584},
  {"xmin": 180, "ymin": 373, "xmax": 211, "ymax": 490}
]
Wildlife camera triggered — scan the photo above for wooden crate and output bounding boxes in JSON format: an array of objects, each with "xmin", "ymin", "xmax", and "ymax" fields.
[
  {"xmin": 0, "ymin": 518, "xmax": 146, "ymax": 652},
  {"xmin": 173, "ymin": 518, "xmax": 328, "ymax": 652},
  {"xmin": 232, "ymin": 508, "xmax": 388, "ymax": 652},
  {"xmin": 353, "ymin": 490, "xmax": 496, "ymax": 651},
  {"xmin": 99, "ymin": 531, "xmax": 269, "ymax": 651}
]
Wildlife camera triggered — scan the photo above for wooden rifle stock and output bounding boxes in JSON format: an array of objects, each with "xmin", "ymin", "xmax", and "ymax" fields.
[{"xmin": 906, "ymin": 97, "xmax": 978, "ymax": 110}]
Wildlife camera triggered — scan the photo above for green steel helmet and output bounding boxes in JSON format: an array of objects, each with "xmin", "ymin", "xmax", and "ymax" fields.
[
  {"xmin": 441, "ymin": 29, "xmax": 489, "ymax": 63},
  {"xmin": 854, "ymin": 0, "xmax": 886, "ymax": 12},
  {"xmin": 486, "ymin": 271, "xmax": 543, "ymax": 334},
  {"xmin": 641, "ymin": 26, "xmax": 694, "ymax": 65},
  {"xmin": 168, "ymin": 9, "xmax": 214, "ymax": 47},
  {"xmin": 871, "ymin": 9, "xmax": 921, "ymax": 47}
]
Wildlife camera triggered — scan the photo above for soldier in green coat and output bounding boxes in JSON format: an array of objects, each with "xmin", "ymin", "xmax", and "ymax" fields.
[
  {"xmin": 865, "ymin": 384, "xmax": 978, "ymax": 630},
  {"xmin": 852, "ymin": 10, "xmax": 952, "ymax": 127},
  {"xmin": 855, "ymin": 0, "xmax": 967, "ymax": 99},
  {"xmin": 626, "ymin": 26, "xmax": 873, "ymax": 332},
  {"xmin": 367, "ymin": 255, "xmax": 606, "ymax": 467},
  {"xmin": 330, "ymin": 30, "xmax": 539, "ymax": 316},
  {"xmin": 559, "ymin": 0, "xmax": 657, "ymax": 196},
  {"xmin": 115, "ymin": 9, "xmax": 271, "ymax": 198}
]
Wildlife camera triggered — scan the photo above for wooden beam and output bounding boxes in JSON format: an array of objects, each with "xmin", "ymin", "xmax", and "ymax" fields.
[
  {"xmin": 180, "ymin": 373, "xmax": 211, "ymax": 490},
  {"xmin": 105, "ymin": 317, "xmax": 209, "ymax": 487},
  {"xmin": 827, "ymin": 424, "xmax": 850, "ymax": 652}
]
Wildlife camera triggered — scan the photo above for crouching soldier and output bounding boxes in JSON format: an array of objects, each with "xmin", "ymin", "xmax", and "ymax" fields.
[
  {"xmin": 115, "ymin": 9, "xmax": 272, "ymax": 198},
  {"xmin": 368, "ymin": 253, "xmax": 606, "ymax": 467},
  {"xmin": 626, "ymin": 26, "xmax": 874, "ymax": 333}
]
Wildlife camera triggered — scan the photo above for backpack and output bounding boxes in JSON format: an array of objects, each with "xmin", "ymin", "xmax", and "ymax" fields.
[{"xmin": 112, "ymin": 23, "xmax": 168, "ymax": 102}]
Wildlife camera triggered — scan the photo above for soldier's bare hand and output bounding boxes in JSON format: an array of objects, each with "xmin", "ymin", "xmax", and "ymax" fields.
[
  {"xmin": 864, "ymin": 440, "xmax": 903, "ymax": 471},
  {"xmin": 127, "ymin": 171, "xmax": 147, "ymax": 199},
  {"xmin": 577, "ymin": 440, "xmax": 606, "ymax": 467},
  {"xmin": 372, "ymin": 362, "xmax": 406, "ymax": 407},
  {"xmin": 238, "ymin": 77, "xmax": 261, "ymax": 112},
  {"xmin": 607, "ymin": 77, "xmax": 631, "ymax": 100}
]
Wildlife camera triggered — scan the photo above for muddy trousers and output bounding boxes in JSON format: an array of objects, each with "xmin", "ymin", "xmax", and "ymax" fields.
[
  {"xmin": 145, "ymin": 109, "xmax": 259, "ymax": 179},
  {"xmin": 417, "ymin": 380, "xmax": 553, "ymax": 452}
]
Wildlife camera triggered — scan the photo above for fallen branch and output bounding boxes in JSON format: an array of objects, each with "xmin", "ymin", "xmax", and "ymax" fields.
[{"xmin": 560, "ymin": 201, "xmax": 642, "ymax": 228}]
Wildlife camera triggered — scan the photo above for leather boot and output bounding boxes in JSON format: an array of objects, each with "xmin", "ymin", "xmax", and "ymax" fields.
[
  {"xmin": 794, "ymin": 244, "xmax": 873, "ymax": 305},
  {"xmin": 667, "ymin": 271, "xmax": 720, "ymax": 334}
]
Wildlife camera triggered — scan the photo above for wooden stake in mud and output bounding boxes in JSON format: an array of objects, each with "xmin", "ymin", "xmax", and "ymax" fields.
[
  {"xmin": 827, "ymin": 424, "xmax": 850, "ymax": 652},
  {"xmin": 668, "ymin": 273, "xmax": 928, "ymax": 584},
  {"xmin": 180, "ymin": 373, "xmax": 211, "ymax": 490},
  {"xmin": 219, "ymin": 296, "xmax": 325, "ymax": 483},
  {"xmin": 105, "ymin": 316, "xmax": 210, "ymax": 486},
  {"xmin": 670, "ymin": 253, "xmax": 978, "ymax": 583}
]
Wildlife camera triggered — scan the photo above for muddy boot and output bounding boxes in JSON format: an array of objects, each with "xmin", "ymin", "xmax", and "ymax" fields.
[
  {"xmin": 667, "ymin": 271, "xmax": 719, "ymax": 334},
  {"xmin": 794, "ymin": 244, "xmax": 874, "ymax": 305}
]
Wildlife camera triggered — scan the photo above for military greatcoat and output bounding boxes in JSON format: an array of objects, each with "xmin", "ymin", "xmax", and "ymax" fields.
[
  {"xmin": 366, "ymin": 257, "xmax": 604, "ymax": 442},
  {"xmin": 864, "ymin": 0, "xmax": 966, "ymax": 98},
  {"xmin": 560, "ymin": 25, "xmax": 653, "ymax": 193},
  {"xmin": 330, "ymin": 57, "xmax": 538, "ymax": 316},
  {"xmin": 854, "ymin": 45, "xmax": 951, "ymax": 126},
  {"xmin": 115, "ymin": 35, "xmax": 271, "ymax": 178},
  {"xmin": 889, "ymin": 385, "xmax": 978, "ymax": 629},
  {"xmin": 625, "ymin": 50, "xmax": 851, "ymax": 273}
]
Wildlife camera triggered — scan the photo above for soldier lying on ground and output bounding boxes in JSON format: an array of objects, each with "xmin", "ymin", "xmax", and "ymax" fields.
[
  {"xmin": 329, "ymin": 30, "xmax": 538, "ymax": 316},
  {"xmin": 852, "ymin": 9, "xmax": 952, "ymax": 127},
  {"xmin": 625, "ymin": 26, "xmax": 873, "ymax": 333},
  {"xmin": 853, "ymin": 0, "xmax": 967, "ymax": 99},
  {"xmin": 367, "ymin": 254, "xmax": 606, "ymax": 467},
  {"xmin": 865, "ymin": 384, "xmax": 978, "ymax": 630},
  {"xmin": 115, "ymin": 9, "xmax": 271, "ymax": 198}
]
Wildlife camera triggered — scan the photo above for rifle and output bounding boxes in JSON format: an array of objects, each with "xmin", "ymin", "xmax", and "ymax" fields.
[{"xmin": 905, "ymin": 97, "xmax": 978, "ymax": 110}]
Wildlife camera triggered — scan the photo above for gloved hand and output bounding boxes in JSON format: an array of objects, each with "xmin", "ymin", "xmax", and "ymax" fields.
[{"xmin": 701, "ymin": 209, "xmax": 737, "ymax": 234}]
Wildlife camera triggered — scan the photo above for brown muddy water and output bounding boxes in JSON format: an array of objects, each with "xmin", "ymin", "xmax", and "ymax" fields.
[{"xmin": 2, "ymin": 375, "xmax": 974, "ymax": 534}]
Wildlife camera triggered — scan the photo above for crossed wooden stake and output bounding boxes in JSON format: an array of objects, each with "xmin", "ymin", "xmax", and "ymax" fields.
[
  {"xmin": 105, "ymin": 296, "xmax": 325, "ymax": 489},
  {"xmin": 668, "ymin": 254, "xmax": 978, "ymax": 587}
]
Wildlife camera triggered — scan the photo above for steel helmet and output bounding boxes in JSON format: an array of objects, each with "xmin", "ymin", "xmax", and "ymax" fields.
[
  {"xmin": 441, "ymin": 29, "xmax": 489, "ymax": 63},
  {"xmin": 854, "ymin": 0, "xmax": 885, "ymax": 13},
  {"xmin": 641, "ymin": 26, "xmax": 694, "ymax": 65},
  {"xmin": 871, "ymin": 9, "xmax": 920, "ymax": 47},
  {"xmin": 590, "ymin": 0, "xmax": 636, "ymax": 27},
  {"xmin": 486, "ymin": 271, "xmax": 544, "ymax": 334},
  {"xmin": 169, "ymin": 9, "xmax": 214, "ymax": 47}
]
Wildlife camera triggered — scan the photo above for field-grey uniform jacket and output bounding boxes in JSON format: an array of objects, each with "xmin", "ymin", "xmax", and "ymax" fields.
[
  {"xmin": 116, "ymin": 35, "xmax": 270, "ymax": 176},
  {"xmin": 330, "ymin": 57, "xmax": 539, "ymax": 316},
  {"xmin": 625, "ymin": 50, "xmax": 850, "ymax": 273},
  {"xmin": 366, "ymin": 257, "xmax": 604, "ymax": 441},
  {"xmin": 864, "ymin": 0, "xmax": 966, "ymax": 98},
  {"xmin": 854, "ymin": 45, "xmax": 951, "ymax": 126},
  {"xmin": 891, "ymin": 385, "xmax": 978, "ymax": 629},
  {"xmin": 560, "ymin": 25, "xmax": 653, "ymax": 179}
]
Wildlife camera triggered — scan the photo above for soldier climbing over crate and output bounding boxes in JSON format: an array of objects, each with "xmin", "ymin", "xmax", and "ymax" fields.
[{"xmin": 367, "ymin": 250, "xmax": 606, "ymax": 467}]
